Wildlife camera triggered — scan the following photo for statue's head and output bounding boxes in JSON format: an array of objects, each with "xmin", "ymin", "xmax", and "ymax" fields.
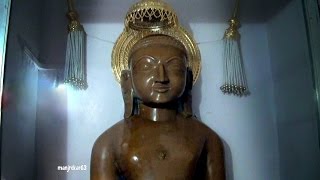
[
  {"xmin": 121, "ymin": 35, "xmax": 193, "ymax": 118},
  {"xmin": 113, "ymin": 0, "xmax": 201, "ymax": 118},
  {"xmin": 130, "ymin": 35, "xmax": 187, "ymax": 105}
]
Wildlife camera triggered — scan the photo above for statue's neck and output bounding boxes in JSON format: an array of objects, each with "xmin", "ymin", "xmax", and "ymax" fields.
[{"xmin": 138, "ymin": 103, "xmax": 178, "ymax": 122}]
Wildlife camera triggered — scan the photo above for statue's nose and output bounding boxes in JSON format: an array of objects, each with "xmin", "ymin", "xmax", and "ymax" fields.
[{"xmin": 156, "ymin": 64, "xmax": 169, "ymax": 83}]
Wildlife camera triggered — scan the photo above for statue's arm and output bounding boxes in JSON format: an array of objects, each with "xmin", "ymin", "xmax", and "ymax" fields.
[
  {"xmin": 206, "ymin": 132, "xmax": 226, "ymax": 180},
  {"xmin": 90, "ymin": 137, "xmax": 118, "ymax": 180}
]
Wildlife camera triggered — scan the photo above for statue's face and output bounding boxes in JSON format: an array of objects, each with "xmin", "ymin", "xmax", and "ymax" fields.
[{"xmin": 130, "ymin": 44, "xmax": 187, "ymax": 104}]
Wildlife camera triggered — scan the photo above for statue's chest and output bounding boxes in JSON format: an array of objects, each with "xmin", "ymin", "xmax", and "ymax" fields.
[{"xmin": 118, "ymin": 124, "xmax": 205, "ymax": 173}]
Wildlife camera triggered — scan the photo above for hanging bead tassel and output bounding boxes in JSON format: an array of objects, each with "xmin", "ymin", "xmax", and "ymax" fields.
[
  {"xmin": 64, "ymin": 1, "xmax": 87, "ymax": 90},
  {"xmin": 221, "ymin": 36, "xmax": 248, "ymax": 96},
  {"xmin": 220, "ymin": 0, "xmax": 249, "ymax": 97}
]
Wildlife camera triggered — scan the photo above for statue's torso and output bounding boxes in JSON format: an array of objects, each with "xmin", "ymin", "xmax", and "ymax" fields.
[{"xmin": 112, "ymin": 115, "xmax": 209, "ymax": 180}]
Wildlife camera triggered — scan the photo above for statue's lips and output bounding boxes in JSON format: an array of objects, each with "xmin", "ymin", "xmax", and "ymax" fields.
[{"xmin": 152, "ymin": 85, "xmax": 170, "ymax": 93}]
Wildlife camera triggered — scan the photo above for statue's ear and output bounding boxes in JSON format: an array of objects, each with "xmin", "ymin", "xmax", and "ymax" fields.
[
  {"xmin": 121, "ymin": 70, "xmax": 134, "ymax": 119},
  {"xmin": 182, "ymin": 68, "xmax": 193, "ymax": 118}
]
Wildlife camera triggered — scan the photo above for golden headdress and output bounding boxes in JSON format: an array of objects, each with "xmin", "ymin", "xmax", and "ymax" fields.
[{"xmin": 112, "ymin": 0, "xmax": 201, "ymax": 85}]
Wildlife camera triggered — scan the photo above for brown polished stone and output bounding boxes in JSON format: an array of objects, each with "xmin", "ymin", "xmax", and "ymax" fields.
[{"xmin": 91, "ymin": 35, "xmax": 225, "ymax": 180}]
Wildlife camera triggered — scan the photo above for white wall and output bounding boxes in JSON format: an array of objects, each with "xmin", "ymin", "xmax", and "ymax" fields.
[{"xmin": 267, "ymin": 0, "xmax": 320, "ymax": 179}]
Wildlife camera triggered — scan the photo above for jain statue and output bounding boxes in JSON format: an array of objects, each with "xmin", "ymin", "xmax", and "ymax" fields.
[{"xmin": 91, "ymin": 0, "xmax": 225, "ymax": 179}]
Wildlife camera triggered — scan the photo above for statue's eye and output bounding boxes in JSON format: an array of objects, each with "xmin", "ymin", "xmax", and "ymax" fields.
[
  {"xmin": 166, "ymin": 58, "xmax": 186, "ymax": 71},
  {"xmin": 140, "ymin": 63, "xmax": 153, "ymax": 70},
  {"xmin": 134, "ymin": 57, "xmax": 156, "ymax": 71}
]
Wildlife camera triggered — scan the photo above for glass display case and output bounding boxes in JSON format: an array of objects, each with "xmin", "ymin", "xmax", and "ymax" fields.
[{"xmin": 0, "ymin": 0, "xmax": 320, "ymax": 180}]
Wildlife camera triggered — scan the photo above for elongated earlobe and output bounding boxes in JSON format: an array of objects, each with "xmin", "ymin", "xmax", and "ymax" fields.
[
  {"xmin": 121, "ymin": 70, "xmax": 134, "ymax": 119},
  {"xmin": 182, "ymin": 69, "xmax": 193, "ymax": 118}
]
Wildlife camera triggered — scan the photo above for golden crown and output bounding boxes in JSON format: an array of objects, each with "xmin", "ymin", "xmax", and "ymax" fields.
[
  {"xmin": 125, "ymin": 0, "xmax": 178, "ymax": 30},
  {"xmin": 112, "ymin": 0, "xmax": 201, "ymax": 85}
]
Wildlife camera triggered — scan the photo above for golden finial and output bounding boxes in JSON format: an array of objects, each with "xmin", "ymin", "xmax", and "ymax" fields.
[
  {"xmin": 125, "ymin": 0, "xmax": 178, "ymax": 31},
  {"xmin": 224, "ymin": 0, "xmax": 241, "ymax": 40}
]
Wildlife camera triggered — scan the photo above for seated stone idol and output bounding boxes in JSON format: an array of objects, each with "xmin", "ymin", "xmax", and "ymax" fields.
[{"xmin": 91, "ymin": 1, "xmax": 225, "ymax": 179}]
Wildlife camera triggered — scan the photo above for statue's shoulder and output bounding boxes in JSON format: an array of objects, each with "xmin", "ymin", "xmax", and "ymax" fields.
[
  {"xmin": 187, "ymin": 116, "xmax": 222, "ymax": 141},
  {"xmin": 91, "ymin": 120, "xmax": 127, "ymax": 166},
  {"xmin": 185, "ymin": 116, "xmax": 210, "ymax": 130},
  {"xmin": 92, "ymin": 120, "xmax": 126, "ymax": 150}
]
